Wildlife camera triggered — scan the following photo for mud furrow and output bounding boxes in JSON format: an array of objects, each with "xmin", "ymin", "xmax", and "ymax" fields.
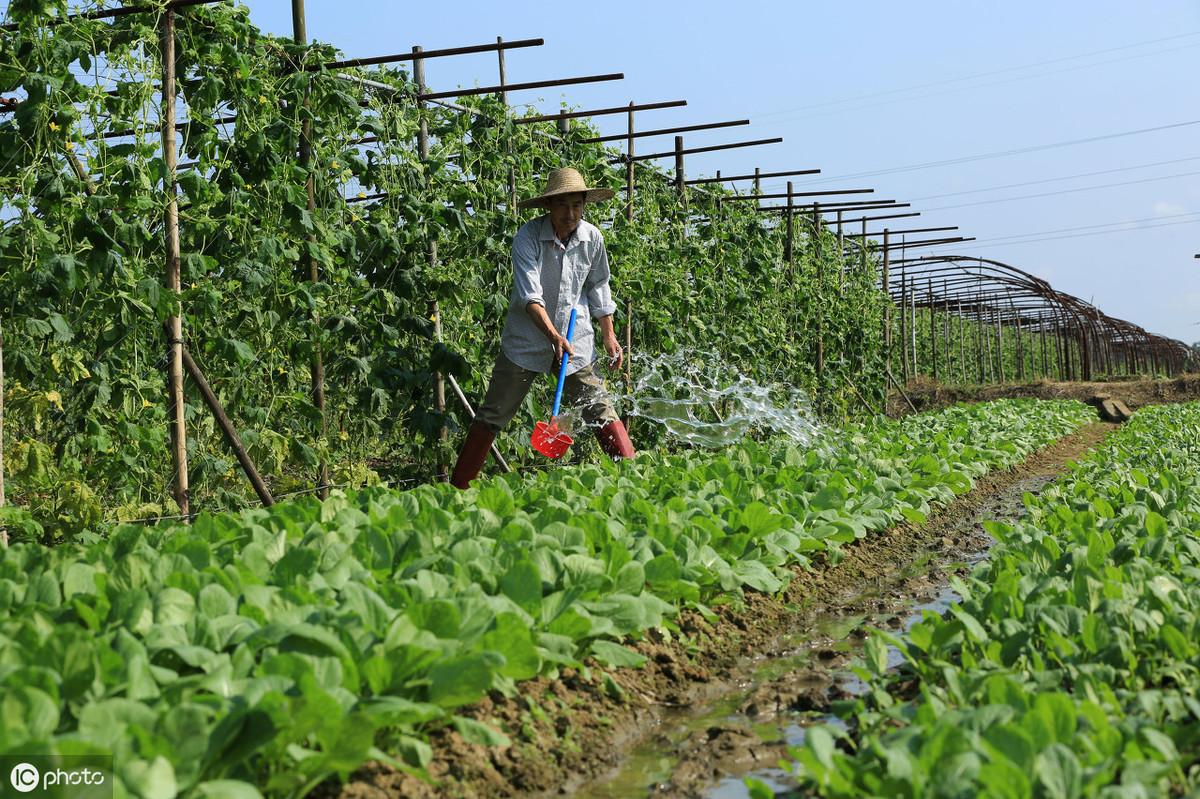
[{"xmin": 329, "ymin": 422, "xmax": 1115, "ymax": 799}]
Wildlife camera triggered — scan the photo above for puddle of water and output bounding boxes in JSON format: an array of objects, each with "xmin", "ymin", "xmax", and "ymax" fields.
[{"xmin": 707, "ymin": 769, "xmax": 794, "ymax": 799}]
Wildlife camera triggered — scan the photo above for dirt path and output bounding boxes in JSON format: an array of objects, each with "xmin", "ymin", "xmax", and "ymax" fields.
[
  {"xmin": 326, "ymin": 422, "xmax": 1115, "ymax": 799},
  {"xmin": 886, "ymin": 374, "xmax": 1200, "ymax": 417}
]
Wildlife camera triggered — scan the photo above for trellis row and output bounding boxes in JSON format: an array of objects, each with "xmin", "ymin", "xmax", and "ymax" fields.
[{"xmin": 2, "ymin": 0, "xmax": 1192, "ymax": 525}]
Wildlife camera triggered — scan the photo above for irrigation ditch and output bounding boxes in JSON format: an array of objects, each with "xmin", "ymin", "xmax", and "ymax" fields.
[{"xmin": 323, "ymin": 419, "xmax": 1117, "ymax": 799}]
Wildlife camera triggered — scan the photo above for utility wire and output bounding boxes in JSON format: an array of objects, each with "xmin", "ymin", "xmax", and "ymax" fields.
[
  {"xmin": 969, "ymin": 216, "xmax": 1200, "ymax": 249},
  {"xmin": 753, "ymin": 30, "xmax": 1200, "ymax": 118},
  {"xmin": 773, "ymin": 119, "xmax": 1200, "ymax": 188},
  {"xmin": 920, "ymin": 168, "xmax": 1200, "ymax": 212},
  {"xmin": 966, "ymin": 210, "xmax": 1200, "ymax": 242},
  {"xmin": 759, "ymin": 153, "xmax": 1200, "ymax": 199},
  {"xmin": 756, "ymin": 41, "xmax": 1200, "ymax": 124}
]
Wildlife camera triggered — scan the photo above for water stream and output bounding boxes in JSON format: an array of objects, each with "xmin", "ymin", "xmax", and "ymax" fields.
[{"xmin": 612, "ymin": 350, "xmax": 823, "ymax": 448}]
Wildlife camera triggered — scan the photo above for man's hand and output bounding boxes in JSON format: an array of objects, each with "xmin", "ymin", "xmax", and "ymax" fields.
[
  {"xmin": 603, "ymin": 333, "xmax": 623, "ymax": 371},
  {"xmin": 551, "ymin": 334, "xmax": 575, "ymax": 369},
  {"xmin": 596, "ymin": 314, "xmax": 623, "ymax": 371}
]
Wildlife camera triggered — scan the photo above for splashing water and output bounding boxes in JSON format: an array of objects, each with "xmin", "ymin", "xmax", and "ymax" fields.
[{"xmin": 617, "ymin": 349, "xmax": 824, "ymax": 448}]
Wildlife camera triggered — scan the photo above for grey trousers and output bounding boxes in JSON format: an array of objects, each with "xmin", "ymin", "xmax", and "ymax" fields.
[{"xmin": 473, "ymin": 351, "xmax": 619, "ymax": 433}]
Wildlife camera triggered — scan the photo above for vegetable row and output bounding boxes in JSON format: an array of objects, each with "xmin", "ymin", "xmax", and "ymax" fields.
[
  {"xmin": 0, "ymin": 399, "xmax": 1093, "ymax": 797},
  {"xmin": 790, "ymin": 402, "xmax": 1200, "ymax": 798}
]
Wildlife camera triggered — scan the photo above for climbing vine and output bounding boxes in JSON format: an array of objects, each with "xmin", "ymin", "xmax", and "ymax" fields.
[{"xmin": 0, "ymin": 0, "xmax": 886, "ymax": 540}]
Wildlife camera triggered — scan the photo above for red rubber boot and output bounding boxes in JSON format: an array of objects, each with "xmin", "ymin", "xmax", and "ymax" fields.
[
  {"xmin": 450, "ymin": 421, "xmax": 496, "ymax": 489},
  {"xmin": 596, "ymin": 419, "xmax": 636, "ymax": 461}
]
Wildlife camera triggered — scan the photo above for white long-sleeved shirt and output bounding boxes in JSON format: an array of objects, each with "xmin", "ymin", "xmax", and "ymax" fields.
[{"xmin": 500, "ymin": 215, "xmax": 618, "ymax": 375}]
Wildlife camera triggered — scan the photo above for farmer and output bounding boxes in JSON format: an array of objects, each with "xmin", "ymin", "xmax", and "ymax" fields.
[{"xmin": 450, "ymin": 167, "xmax": 635, "ymax": 489}]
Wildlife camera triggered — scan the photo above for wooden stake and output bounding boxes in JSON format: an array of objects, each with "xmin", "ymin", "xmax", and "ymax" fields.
[
  {"xmin": 181, "ymin": 346, "xmax": 274, "ymax": 506},
  {"xmin": 161, "ymin": 8, "xmax": 190, "ymax": 519},
  {"xmin": 292, "ymin": 0, "xmax": 328, "ymax": 498},
  {"xmin": 0, "ymin": 317, "xmax": 5, "ymax": 516},
  {"xmin": 882, "ymin": 230, "xmax": 891, "ymax": 370},
  {"xmin": 958, "ymin": 301, "xmax": 966, "ymax": 384},
  {"xmin": 624, "ymin": 299, "xmax": 633, "ymax": 407},
  {"xmin": 814, "ymin": 203, "xmax": 824, "ymax": 388},
  {"xmin": 784, "ymin": 181, "xmax": 794, "ymax": 264},
  {"xmin": 415, "ymin": 47, "xmax": 448, "ymax": 480},
  {"xmin": 928, "ymin": 279, "xmax": 937, "ymax": 381},
  {"xmin": 900, "ymin": 269, "xmax": 909, "ymax": 383},
  {"xmin": 447, "ymin": 374, "xmax": 511, "ymax": 473},
  {"xmin": 625, "ymin": 102, "xmax": 635, "ymax": 223}
]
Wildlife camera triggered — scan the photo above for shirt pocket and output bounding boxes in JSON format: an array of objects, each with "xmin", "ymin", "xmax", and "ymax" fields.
[{"xmin": 563, "ymin": 252, "xmax": 589, "ymax": 305}]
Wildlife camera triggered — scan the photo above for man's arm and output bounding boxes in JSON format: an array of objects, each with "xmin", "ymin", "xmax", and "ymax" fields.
[
  {"xmin": 526, "ymin": 301, "xmax": 574, "ymax": 365},
  {"xmin": 595, "ymin": 313, "xmax": 622, "ymax": 371},
  {"xmin": 585, "ymin": 237, "xmax": 622, "ymax": 371}
]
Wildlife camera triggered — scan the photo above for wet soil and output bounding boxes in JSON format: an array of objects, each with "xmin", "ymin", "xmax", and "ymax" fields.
[
  {"xmin": 324, "ymin": 422, "xmax": 1115, "ymax": 799},
  {"xmin": 886, "ymin": 374, "xmax": 1200, "ymax": 417}
]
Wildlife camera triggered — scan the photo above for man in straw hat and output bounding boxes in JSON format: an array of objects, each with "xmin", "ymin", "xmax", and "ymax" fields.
[{"xmin": 450, "ymin": 167, "xmax": 635, "ymax": 489}]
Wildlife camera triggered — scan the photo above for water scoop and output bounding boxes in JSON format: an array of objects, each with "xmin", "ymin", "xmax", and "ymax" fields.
[{"xmin": 531, "ymin": 308, "xmax": 577, "ymax": 459}]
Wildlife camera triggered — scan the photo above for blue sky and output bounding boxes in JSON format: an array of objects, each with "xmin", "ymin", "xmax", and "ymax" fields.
[
  {"xmin": 244, "ymin": 1, "xmax": 1200, "ymax": 342},
  {"xmin": 11, "ymin": 1, "xmax": 1200, "ymax": 343}
]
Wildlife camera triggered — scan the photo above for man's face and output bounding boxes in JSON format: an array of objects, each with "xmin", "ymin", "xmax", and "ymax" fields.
[{"xmin": 547, "ymin": 193, "xmax": 586, "ymax": 237}]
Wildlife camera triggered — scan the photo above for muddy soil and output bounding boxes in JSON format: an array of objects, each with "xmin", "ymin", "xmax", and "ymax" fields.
[
  {"xmin": 323, "ymin": 422, "xmax": 1114, "ymax": 799},
  {"xmin": 886, "ymin": 374, "xmax": 1200, "ymax": 417}
]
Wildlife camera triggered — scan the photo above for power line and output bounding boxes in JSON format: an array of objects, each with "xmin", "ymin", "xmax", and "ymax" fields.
[
  {"xmin": 901, "ymin": 155, "xmax": 1200, "ymax": 201},
  {"xmin": 755, "ymin": 40, "xmax": 1200, "ymax": 125},
  {"xmin": 760, "ymin": 153, "xmax": 1200, "ymax": 199},
  {"xmin": 971, "ymin": 216, "xmax": 1200, "ymax": 248},
  {"xmin": 921, "ymin": 168, "xmax": 1200, "ymax": 212},
  {"xmin": 779, "ymin": 118, "xmax": 1200, "ymax": 188},
  {"xmin": 753, "ymin": 30, "xmax": 1200, "ymax": 118},
  {"xmin": 969, "ymin": 210, "xmax": 1200, "ymax": 242}
]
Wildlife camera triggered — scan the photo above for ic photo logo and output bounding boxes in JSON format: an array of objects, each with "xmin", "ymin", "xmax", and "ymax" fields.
[
  {"xmin": 9, "ymin": 762, "xmax": 39, "ymax": 793},
  {"xmin": 4, "ymin": 757, "xmax": 110, "ymax": 797}
]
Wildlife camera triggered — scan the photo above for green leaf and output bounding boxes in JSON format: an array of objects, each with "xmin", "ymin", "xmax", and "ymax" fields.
[
  {"xmin": 452, "ymin": 716, "xmax": 511, "ymax": 747},
  {"xmin": 428, "ymin": 653, "xmax": 498, "ymax": 708},
  {"xmin": 481, "ymin": 614, "xmax": 541, "ymax": 680},
  {"xmin": 500, "ymin": 559, "xmax": 542, "ymax": 615},
  {"xmin": 192, "ymin": 781, "xmax": 264, "ymax": 799},
  {"xmin": 1034, "ymin": 743, "xmax": 1082, "ymax": 799},
  {"xmin": 589, "ymin": 639, "xmax": 647, "ymax": 668}
]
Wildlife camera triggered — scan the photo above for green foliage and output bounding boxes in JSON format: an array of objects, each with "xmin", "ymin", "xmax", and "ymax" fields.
[
  {"xmin": 1, "ymin": 2, "xmax": 890, "ymax": 533},
  {"xmin": 0, "ymin": 400, "xmax": 1089, "ymax": 796},
  {"xmin": 788, "ymin": 402, "xmax": 1200, "ymax": 797}
]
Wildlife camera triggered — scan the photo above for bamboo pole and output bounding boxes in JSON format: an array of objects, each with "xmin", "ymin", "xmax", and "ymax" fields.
[
  {"xmin": 958, "ymin": 301, "xmax": 966, "ymax": 384},
  {"xmin": 181, "ymin": 347, "xmax": 274, "ymax": 506},
  {"xmin": 909, "ymin": 275, "xmax": 917, "ymax": 379},
  {"xmin": 887, "ymin": 368, "xmax": 919, "ymax": 414},
  {"xmin": 1014, "ymin": 305, "xmax": 1024, "ymax": 381},
  {"xmin": 928, "ymin": 279, "xmax": 937, "ymax": 381},
  {"xmin": 900, "ymin": 269, "xmax": 909, "ymax": 382},
  {"xmin": 814, "ymin": 204, "xmax": 824, "ymax": 389},
  {"xmin": 1036, "ymin": 321, "xmax": 1046, "ymax": 376},
  {"xmin": 292, "ymin": 1, "xmax": 329, "ymax": 498},
  {"xmin": 414, "ymin": 47, "xmax": 448, "ymax": 481},
  {"xmin": 977, "ymin": 295, "xmax": 986, "ymax": 384},
  {"xmin": 624, "ymin": 299, "xmax": 633, "ymax": 413},
  {"xmin": 882, "ymin": 230, "xmax": 891, "ymax": 371},
  {"xmin": 0, "ymin": 317, "xmax": 5, "ymax": 518},
  {"xmin": 498, "ymin": 37, "xmax": 517, "ymax": 210},
  {"xmin": 447, "ymin": 375, "xmax": 511, "ymax": 473},
  {"xmin": 625, "ymin": 102, "xmax": 635, "ymax": 223},
  {"xmin": 784, "ymin": 181, "xmax": 794, "ymax": 264},
  {"xmin": 942, "ymin": 284, "xmax": 951, "ymax": 383},
  {"xmin": 161, "ymin": 8, "xmax": 190, "ymax": 519}
]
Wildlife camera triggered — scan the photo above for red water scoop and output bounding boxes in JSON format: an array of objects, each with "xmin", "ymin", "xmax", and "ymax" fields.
[{"xmin": 531, "ymin": 308, "xmax": 577, "ymax": 459}]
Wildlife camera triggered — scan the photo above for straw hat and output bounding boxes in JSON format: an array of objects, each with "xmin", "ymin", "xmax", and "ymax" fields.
[{"xmin": 518, "ymin": 167, "xmax": 615, "ymax": 209}]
